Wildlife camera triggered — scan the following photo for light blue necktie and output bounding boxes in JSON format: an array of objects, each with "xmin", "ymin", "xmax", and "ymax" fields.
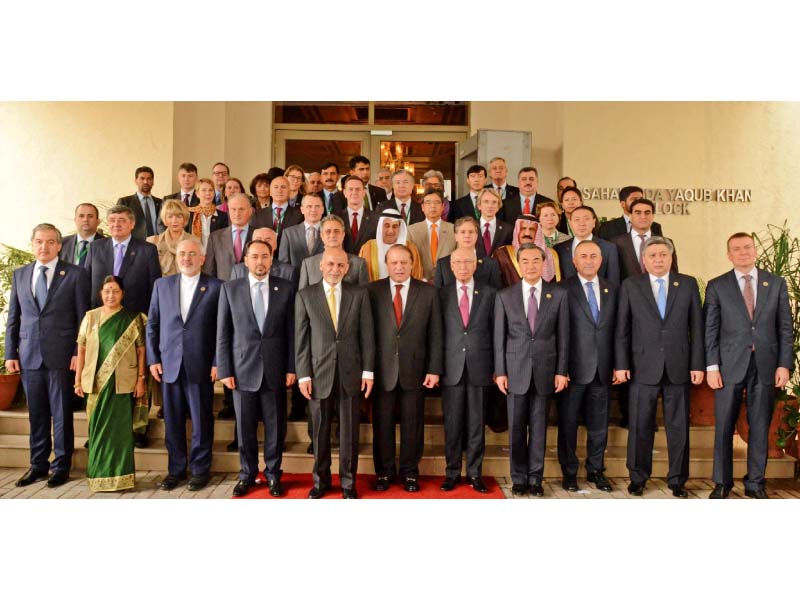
[
  {"xmin": 586, "ymin": 281, "xmax": 600, "ymax": 324},
  {"xmin": 35, "ymin": 265, "xmax": 48, "ymax": 311},
  {"xmin": 656, "ymin": 278, "xmax": 667, "ymax": 319},
  {"xmin": 253, "ymin": 281, "xmax": 266, "ymax": 330}
]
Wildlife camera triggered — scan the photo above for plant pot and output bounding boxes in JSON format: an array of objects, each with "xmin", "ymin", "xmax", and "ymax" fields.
[
  {"xmin": 735, "ymin": 398, "xmax": 796, "ymax": 459},
  {"xmin": 0, "ymin": 372, "xmax": 21, "ymax": 410},
  {"xmin": 689, "ymin": 381, "xmax": 716, "ymax": 425}
]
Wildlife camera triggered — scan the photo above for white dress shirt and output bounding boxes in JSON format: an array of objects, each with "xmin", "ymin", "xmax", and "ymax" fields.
[
  {"xmin": 648, "ymin": 272, "xmax": 670, "ymax": 301},
  {"xmin": 578, "ymin": 274, "xmax": 601, "ymax": 310},
  {"xmin": 179, "ymin": 273, "xmax": 200, "ymax": 322},
  {"xmin": 231, "ymin": 225, "xmax": 249, "ymax": 248},
  {"xmin": 346, "ymin": 206, "xmax": 363, "ymax": 230},
  {"xmin": 248, "ymin": 273, "xmax": 270, "ymax": 323},
  {"xmin": 480, "ymin": 217, "xmax": 496, "ymax": 241},
  {"xmin": 632, "ymin": 229, "xmax": 651, "ymax": 263},
  {"xmin": 571, "ymin": 233, "xmax": 594, "ymax": 257},
  {"xmin": 112, "ymin": 235, "xmax": 132, "ymax": 260},
  {"xmin": 389, "ymin": 277, "xmax": 410, "ymax": 311},
  {"xmin": 455, "ymin": 278, "xmax": 475, "ymax": 313},
  {"xmin": 31, "ymin": 256, "xmax": 59, "ymax": 296},
  {"xmin": 735, "ymin": 266, "xmax": 758, "ymax": 308},
  {"xmin": 521, "ymin": 278, "xmax": 542, "ymax": 317}
]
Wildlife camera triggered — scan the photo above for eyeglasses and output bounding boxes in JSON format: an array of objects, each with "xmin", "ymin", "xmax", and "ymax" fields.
[
  {"xmin": 212, "ymin": 171, "xmax": 228, "ymax": 176},
  {"xmin": 287, "ymin": 174, "xmax": 304, "ymax": 181}
]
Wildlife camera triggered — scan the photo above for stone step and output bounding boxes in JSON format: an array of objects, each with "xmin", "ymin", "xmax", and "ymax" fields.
[
  {"xmin": 0, "ymin": 408, "xmax": 727, "ymax": 448},
  {"xmin": 0, "ymin": 434, "xmax": 795, "ymax": 479}
]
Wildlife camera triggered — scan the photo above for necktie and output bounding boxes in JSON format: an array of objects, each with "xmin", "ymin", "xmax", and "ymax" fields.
[
  {"xmin": 656, "ymin": 278, "xmax": 666, "ymax": 319},
  {"xmin": 364, "ymin": 189, "xmax": 371, "ymax": 211},
  {"xmin": 638, "ymin": 234, "xmax": 647, "ymax": 273},
  {"xmin": 523, "ymin": 197, "xmax": 531, "ymax": 215},
  {"xmin": 430, "ymin": 223, "xmax": 439, "ymax": 263},
  {"xmin": 233, "ymin": 229, "xmax": 243, "ymax": 262},
  {"xmin": 307, "ymin": 226, "xmax": 316, "ymax": 255},
  {"xmin": 496, "ymin": 186, "xmax": 503, "ymax": 199},
  {"xmin": 274, "ymin": 207, "xmax": 283, "ymax": 236},
  {"xmin": 113, "ymin": 243, "xmax": 124, "ymax": 276},
  {"xmin": 253, "ymin": 281, "xmax": 266, "ymax": 330},
  {"xmin": 183, "ymin": 193, "xmax": 190, "ymax": 206},
  {"xmin": 483, "ymin": 223, "xmax": 492, "ymax": 256},
  {"xmin": 742, "ymin": 274, "xmax": 755, "ymax": 320},
  {"xmin": 400, "ymin": 203, "xmax": 407, "ymax": 221},
  {"xmin": 626, "ymin": 219, "xmax": 632, "ymax": 233},
  {"xmin": 77, "ymin": 240, "xmax": 89, "ymax": 267},
  {"xmin": 472, "ymin": 195, "xmax": 479, "ymax": 218},
  {"xmin": 527, "ymin": 286, "xmax": 538, "ymax": 334},
  {"xmin": 351, "ymin": 212, "xmax": 359, "ymax": 240},
  {"xmin": 459, "ymin": 285, "xmax": 470, "ymax": 327},
  {"xmin": 393, "ymin": 284, "xmax": 403, "ymax": 327},
  {"xmin": 327, "ymin": 286, "xmax": 338, "ymax": 331},
  {"xmin": 215, "ymin": 190, "xmax": 221, "ymax": 205},
  {"xmin": 142, "ymin": 196, "xmax": 155, "ymax": 236},
  {"xmin": 35, "ymin": 265, "xmax": 48, "ymax": 311},
  {"xmin": 586, "ymin": 281, "xmax": 600, "ymax": 324}
]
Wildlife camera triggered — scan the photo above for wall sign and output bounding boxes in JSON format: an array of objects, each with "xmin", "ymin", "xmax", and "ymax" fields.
[{"xmin": 582, "ymin": 187, "xmax": 752, "ymax": 216}]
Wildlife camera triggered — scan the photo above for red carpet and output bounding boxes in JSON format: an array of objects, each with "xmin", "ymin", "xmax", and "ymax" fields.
[{"xmin": 233, "ymin": 473, "xmax": 505, "ymax": 499}]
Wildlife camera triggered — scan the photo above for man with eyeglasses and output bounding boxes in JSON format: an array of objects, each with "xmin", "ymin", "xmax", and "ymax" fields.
[
  {"xmin": 407, "ymin": 189, "xmax": 456, "ymax": 282},
  {"xmin": 211, "ymin": 162, "xmax": 230, "ymax": 205}
]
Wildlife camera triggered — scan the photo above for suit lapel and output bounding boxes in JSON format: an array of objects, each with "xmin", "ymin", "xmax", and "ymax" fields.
[
  {"xmin": 40, "ymin": 260, "xmax": 68, "ymax": 310},
  {"xmin": 184, "ymin": 274, "xmax": 208, "ymax": 324},
  {"xmin": 119, "ymin": 240, "xmax": 137, "ymax": 278},
  {"xmin": 401, "ymin": 281, "xmax": 418, "ymax": 329},
  {"xmin": 571, "ymin": 278, "xmax": 595, "ymax": 325},
  {"xmin": 533, "ymin": 283, "xmax": 553, "ymax": 335},
  {"xmin": 636, "ymin": 274, "xmax": 662, "ymax": 320},
  {"xmin": 337, "ymin": 286, "xmax": 353, "ymax": 332},
  {"xmin": 597, "ymin": 280, "xmax": 613, "ymax": 327},
  {"xmin": 664, "ymin": 275, "xmax": 680, "ymax": 320},
  {"xmin": 753, "ymin": 269, "xmax": 771, "ymax": 321},
  {"xmin": 19, "ymin": 263, "xmax": 36, "ymax": 309},
  {"xmin": 467, "ymin": 284, "xmax": 484, "ymax": 327}
]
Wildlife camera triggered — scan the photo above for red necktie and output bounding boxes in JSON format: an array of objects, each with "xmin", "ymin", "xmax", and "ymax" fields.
[
  {"xmin": 351, "ymin": 212, "xmax": 359, "ymax": 240},
  {"xmin": 400, "ymin": 203, "xmax": 407, "ymax": 221},
  {"xmin": 483, "ymin": 223, "xmax": 492, "ymax": 255},
  {"xmin": 523, "ymin": 197, "xmax": 531, "ymax": 215},
  {"xmin": 459, "ymin": 285, "xmax": 470, "ymax": 327},
  {"xmin": 183, "ymin": 193, "xmax": 190, "ymax": 206},
  {"xmin": 393, "ymin": 284, "xmax": 403, "ymax": 327}
]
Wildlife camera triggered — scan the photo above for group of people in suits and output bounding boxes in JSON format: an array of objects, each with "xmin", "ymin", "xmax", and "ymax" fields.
[{"xmin": 2, "ymin": 154, "xmax": 793, "ymax": 500}]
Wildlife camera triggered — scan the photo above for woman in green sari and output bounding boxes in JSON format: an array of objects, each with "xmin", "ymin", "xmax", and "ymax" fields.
[{"xmin": 74, "ymin": 276, "xmax": 147, "ymax": 492}]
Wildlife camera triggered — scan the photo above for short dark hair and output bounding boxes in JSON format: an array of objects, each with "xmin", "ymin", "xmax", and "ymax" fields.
[
  {"xmin": 726, "ymin": 232, "xmax": 754, "ymax": 249},
  {"xmin": 516, "ymin": 242, "xmax": 546, "ymax": 262},
  {"xmin": 385, "ymin": 243, "xmax": 413, "ymax": 263},
  {"xmin": 301, "ymin": 193, "xmax": 324, "ymax": 207},
  {"xmin": 422, "ymin": 189, "xmax": 444, "ymax": 204},
  {"xmin": 454, "ymin": 216, "xmax": 479, "ymax": 233},
  {"xmin": 518, "ymin": 166, "xmax": 538, "ymax": 177},
  {"xmin": 212, "ymin": 162, "xmax": 230, "ymax": 175},
  {"xmin": 560, "ymin": 186, "xmax": 583, "ymax": 203},
  {"xmin": 178, "ymin": 162, "xmax": 198, "ymax": 174},
  {"xmin": 30, "ymin": 223, "xmax": 62, "ymax": 243},
  {"xmin": 557, "ymin": 176, "xmax": 577, "ymax": 188},
  {"xmin": 619, "ymin": 186, "xmax": 644, "ymax": 203},
  {"xmin": 320, "ymin": 161, "xmax": 339, "ymax": 174},
  {"xmin": 266, "ymin": 167, "xmax": 285, "ymax": 181},
  {"xmin": 342, "ymin": 175, "xmax": 364, "ymax": 188},
  {"xmin": 98, "ymin": 275, "xmax": 125, "ymax": 301},
  {"xmin": 467, "ymin": 164, "xmax": 486, "ymax": 177},
  {"xmin": 135, "ymin": 166, "xmax": 153, "ymax": 178},
  {"xmin": 629, "ymin": 198, "xmax": 655, "ymax": 213},
  {"xmin": 108, "ymin": 204, "xmax": 136, "ymax": 222},
  {"xmin": 244, "ymin": 239, "xmax": 273, "ymax": 256},
  {"xmin": 349, "ymin": 155, "xmax": 370, "ymax": 169},
  {"xmin": 570, "ymin": 205, "xmax": 598, "ymax": 221},
  {"xmin": 249, "ymin": 173, "xmax": 271, "ymax": 196},
  {"xmin": 74, "ymin": 203, "xmax": 100, "ymax": 218}
]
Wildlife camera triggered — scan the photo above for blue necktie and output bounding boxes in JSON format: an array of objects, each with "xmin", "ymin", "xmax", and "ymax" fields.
[
  {"xmin": 586, "ymin": 281, "xmax": 600, "ymax": 324},
  {"xmin": 253, "ymin": 282, "xmax": 266, "ymax": 330},
  {"xmin": 35, "ymin": 265, "xmax": 48, "ymax": 312},
  {"xmin": 656, "ymin": 278, "xmax": 667, "ymax": 319}
]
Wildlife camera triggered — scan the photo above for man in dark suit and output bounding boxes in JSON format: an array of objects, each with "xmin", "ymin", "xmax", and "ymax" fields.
[
  {"xmin": 146, "ymin": 238, "xmax": 222, "ymax": 492},
  {"xmin": 434, "ymin": 217, "xmax": 503, "ymax": 289},
  {"xmin": 211, "ymin": 162, "xmax": 230, "ymax": 206},
  {"xmin": 485, "ymin": 157, "xmax": 519, "ymax": 209},
  {"xmin": 216, "ymin": 239, "xmax": 296, "ymax": 497},
  {"xmin": 320, "ymin": 161, "xmax": 343, "ymax": 214},
  {"xmin": 278, "ymin": 194, "xmax": 325, "ymax": 267},
  {"xmin": 612, "ymin": 198, "xmax": 677, "ymax": 280},
  {"xmin": 299, "ymin": 215, "xmax": 369, "ymax": 288},
  {"xmin": 375, "ymin": 168, "xmax": 394, "ymax": 203},
  {"xmin": 558, "ymin": 240, "xmax": 619, "ymax": 493},
  {"xmin": 335, "ymin": 176, "xmax": 379, "ymax": 255},
  {"xmin": 501, "ymin": 166, "xmax": 554, "ymax": 225},
  {"xmin": 553, "ymin": 206, "xmax": 620, "ymax": 285},
  {"xmin": 368, "ymin": 244, "xmax": 443, "ymax": 492},
  {"xmin": 117, "ymin": 165, "xmax": 164, "ymax": 240},
  {"xmin": 251, "ymin": 176, "xmax": 304, "ymax": 247},
  {"xmin": 204, "ymin": 193, "xmax": 254, "ymax": 283},
  {"xmin": 556, "ymin": 176, "xmax": 577, "ymax": 204},
  {"xmin": 4, "ymin": 224, "xmax": 90, "ymax": 487},
  {"xmin": 615, "ymin": 236, "xmax": 705, "ymax": 498},
  {"xmin": 59, "ymin": 203, "xmax": 105, "ymax": 267},
  {"xmin": 705, "ymin": 232, "xmax": 794, "ymax": 499},
  {"xmin": 598, "ymin": 186, "xmax": 663, "ymax": 241},
  {"xmin": 376, "ymin": 169, "xmax": 424, "ymax": 227},
  {"xmin": 439, "ymin": 247, "xmax": 496, "ymax": 493},
  {"xmin": 475, "ymin": 189, "xmax": 513, "ymax": 259},
  {"xmin": 346, "ymin": 155, "xmax": 387, "ymax": 212},
  {"xmin": 449, "ymin": 164, "xmax": 487, "ymax": 223},
  {"xmin": 494, "ymin": 243, "xmax": 569, "ymax": 497},
  {"xmin": 295, "ymin": 248, "xmax": 375, "ymax": 499},
  {"xmin": 164, "ymin": 162, "xmax": 200, "ymax": 207}
]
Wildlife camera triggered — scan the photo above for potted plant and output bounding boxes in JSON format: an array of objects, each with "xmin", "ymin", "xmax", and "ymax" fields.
[{"xmin": 0, "ymin": 243, "xmax": 34, "ymax": 409}]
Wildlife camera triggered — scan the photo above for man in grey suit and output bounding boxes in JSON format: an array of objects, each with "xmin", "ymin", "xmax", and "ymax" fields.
[
  {"xmin": 59, "ymin": 203, "xmax": 105, "ymax": 267},
  {"xmin": 615, "ymin": 236, "xmax": 705, "ymax": 498},
  {"xmin": 5, "ymin": 224, "xmax": 90, "ymax": 487},
  {"xmin": 299, "ymin": 215, "xmax": 369, "ymax": 289},
  {"xmin": 216, "ymin": 239, "xmax": 297, "ymax": 498},
  {"xmin": 368, "ymin": 244, "xmax": 443, "ymax": 492},
  {"xmin": 558, "ymin": 240, "xmax": 619, "ymax": 493},
  {"xmin": 295, "ymin": 248, "xmax": 375, "ymax": 499},
  {"xmin": 705, "ymin": 232, "xmax": 794, "ymax": 499},
  {"xmin": 439, "ymin": 247, "xmax": 496, "ymax": 494},
  {"xmin": 117, "ymin": 166, "xmax": 164, "ymax": 240},
  {"xmin": 203, "ymin": 193, "xmax": 254, "ymax": 282},
  {"xmin": 278, "ymin": 194, "xmax": 325, "ymax": 267},
  {"xmin": 495, "ymin": 243, "xmax": 569, "ymax": 497}
]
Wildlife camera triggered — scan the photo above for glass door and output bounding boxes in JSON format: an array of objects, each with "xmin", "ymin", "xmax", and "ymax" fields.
[{"xmin": 273, "ymin": 130, "xmax": 372, "ymax": 175}]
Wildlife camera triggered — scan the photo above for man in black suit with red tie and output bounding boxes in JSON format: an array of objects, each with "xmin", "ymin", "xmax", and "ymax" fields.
[
  {"xmin": 705, "ymin": 233, "xmax": 794, "ymax": 499},
  {"xmin": 615, "ymin": 236, "xmax": 704, "ymax": 498},
  {"xmin": 485, "ymin": 157, "xmax": 519, "ymax": 208},
  {"xmin": 501, "ymin": 167, "xmax": 554, "ymax": 225},
  {"xmin": 376, "ymin": 169, "xmax": 424, "ymax": 227},
  {"xmin": 347, "ymin": 155, "xmax": 387, "ymax": 212},
  {"xmin": 335, "ymin": 176, "xmax": 379, "ymax": 255},
  {"xmin": 164, "ymin": 162, "xmax": 200, "ymax": 207}
]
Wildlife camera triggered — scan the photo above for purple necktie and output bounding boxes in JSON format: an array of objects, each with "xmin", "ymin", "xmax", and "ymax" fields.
[
  {"xmin": 113, "ymin": 243, "xmax": 124, "ymax": 276},
  {"xmin": 483, "ymin": 223, "xmax": 492, "ymax": 256},
  {"xmin": 527, "ymin": 286, "xmax": 538, "ymax": 334},
  {"xmin": 459, "ymin": 285, "xmax": 470, "ymax": 327}
]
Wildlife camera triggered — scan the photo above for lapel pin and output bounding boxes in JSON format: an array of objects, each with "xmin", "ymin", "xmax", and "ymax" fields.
[
  {"xmin": 200, "ymin": 287, "xmax": 206, "ymax": 292},
  {"xmin": 603, "ymin": 288, "xmax": 608, "ymax": 293},
  {"xmin": 274, "ymin": 286, "xmax": 279, "ymax": 291},
  {"xmin": 673, "ymin": 281, "xmax": 679, "ymax": 287},
  {"xmin": 478, "ymin": 259, "xmax": 483, "ymax": 264},
  {"xmin": 763, "ymin": 281, "xmax": 769, "ymax": 287},
  {"xmin": 59, "ymin": 270, "xmax": 65, "ymax": 276},
  {"xmin": 474, "ymin": 290, "xmax": 479, "ymax": 295},
  {"xmin": 546, "ymin": 293, "xmax": 552, "ymax": 299}
]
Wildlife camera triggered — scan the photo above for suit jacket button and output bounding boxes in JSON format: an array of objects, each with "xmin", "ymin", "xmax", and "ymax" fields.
[
  {"xmin": 462, "ymin": 348, "xmax": 466, "ymax": 352},
  {"xmin": 464, "ymin": 332, "xmax": 468, "ymax": 335}
]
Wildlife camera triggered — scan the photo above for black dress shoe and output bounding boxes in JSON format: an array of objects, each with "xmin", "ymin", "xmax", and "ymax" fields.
[
  {"xmin": 440, "ymin": 476, "xmax": 460, "ymax": 492},
  {"xmin": 669, "ymin": 484, "xmax": 688, "ymax": 498},
  {"xmin": 217, "ymin": 405, "xmax": 235, "ymax": 420},
  {"xmin": 288, "ymin": 411, "xmax": 305, "ymax": 422},
  {"xmin": 156, "ymin": 407, "xmax": 164, "ymax": 419},
  {"xmin": 159, "ymin": 474, "xmax": 187, "ymax": 491},
  {"xmin": 587, "ymin": 471, "xmax": 613, "ymax": 492},
  {"xmin": 226, "ymin": 439, "xmax": 238, "ymax": 451},
  {"xmin": 467, "ymin": 476, "xmax": 488, "ymax": 494},
  {"xmin": 529, "ymin": 482, "xmax": 544, "ymax": 497},
  {"xmin": 375, "ymin": 476, "xmax": 392, "ymax": 492},
  {"xmin": 745, "ymin": 488, "xmax": 769, "ymax": 499},
  {"xmin": 403, "ymin": 477, "xmax": 420, "ymax": 493},
  {"xmin": 268, "ymin": 480, "xmax": 283, "ymax": 497},
  {"xmin": 46, "ymin": 471, "xmax": 69, "ymax": 488},
  {"xmin": 627, "ymin": 482, "xmax": 645, "ymax": 496},
  {"xmin": 83, "ymin": 439, "xmax": 90, "ymax": 449},
  {"xmin": 342, "ymin": 488, "xmax": 358, "ymax": 499},
  {"xmin": 187, "ymin": 474, "xmax": 210, "ymax": 492},
  {"xmin": 709, "ymin": 484, "xmax": 732, "ymax": 499},
  {"xmin": 307, "ymin": 485, "xmax": 328, "ymax": 499},
  {"xmin": 306, "ymin": 443, "xmax": 314, "ymax": 455},
  {"xmin": 16, "ymin": 469, "xmax": 49, "ymax": 487},
  {"xmin": 562, "ymin": 477, "xmax": 579, "ymax": 492},
  {"xmin": 133, "ymin": 432, "xmax": 148, "ymax": 448},
  {"xmin": 511, "ymin": 484, "xmax": 528, "ymax": 497},
  {"xmin": 232, "ymin": 480, "xmax": 254, "ymax": 497}
]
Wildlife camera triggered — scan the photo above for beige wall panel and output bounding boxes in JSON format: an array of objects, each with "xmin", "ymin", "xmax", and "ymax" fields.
[
  {"xmin": 223, "ymin": 102, "xmax": 273, "ymax": 184},
  {"xmin": 172, "ymin": 101, "xmax": 226, "ymax": 185},
  {"xmin": 0, "ymin": 101, "xmax": 173, "ymax": 250}
]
